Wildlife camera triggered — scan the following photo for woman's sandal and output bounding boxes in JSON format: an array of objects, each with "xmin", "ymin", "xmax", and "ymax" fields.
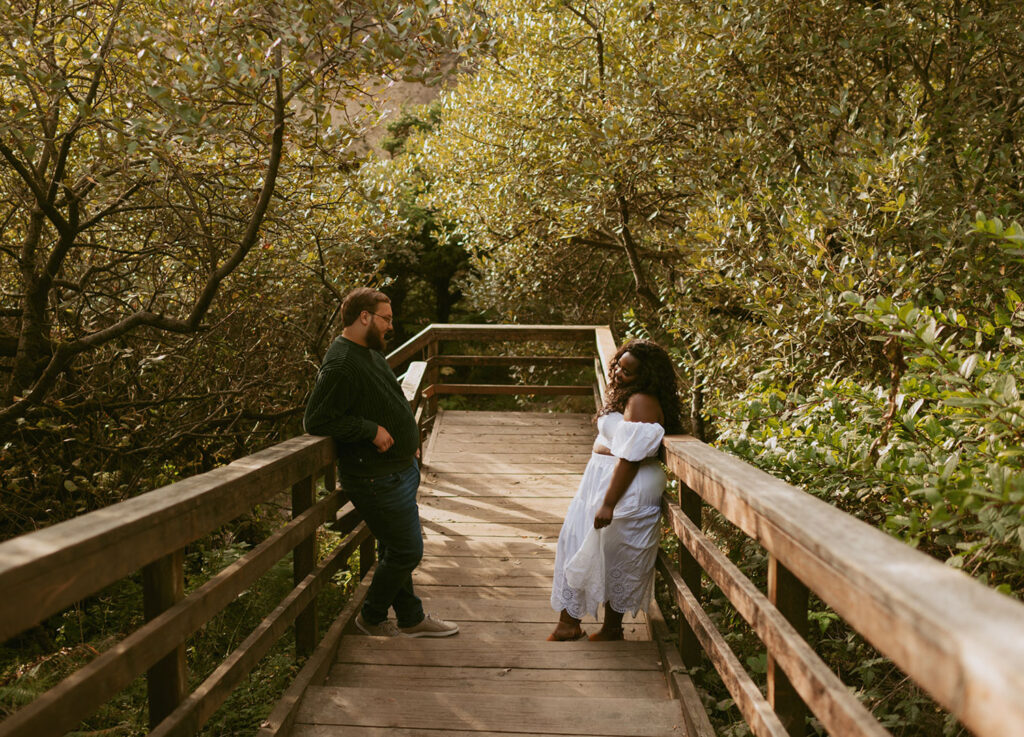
[{"xmin": 547, "ymin": 628, "xmax": 587, "ymax": 641}]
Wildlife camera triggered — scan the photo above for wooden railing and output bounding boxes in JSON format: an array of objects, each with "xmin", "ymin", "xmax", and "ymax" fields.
[
  {"xmin": 657, "ymin": 440, "xmax": 1024, "ymax": 737},
  {"xmin": 0, "ymin": 323, "xmax": 615, "ymax": 737},
  {"xmin": 389, "ymin": 323, "xmax": 617, "ymax": 438},
  {"xmin": 8, "ymin": 323, "xmax": 1017, "ymax": 737}
]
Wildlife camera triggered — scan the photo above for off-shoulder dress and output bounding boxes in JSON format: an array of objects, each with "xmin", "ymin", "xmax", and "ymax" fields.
[{"xmin": 550, "ymin": 411, "xmax": 667, "ymax": 619}]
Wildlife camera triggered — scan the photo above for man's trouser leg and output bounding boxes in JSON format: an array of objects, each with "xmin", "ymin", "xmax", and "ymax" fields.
[{"xmin": 341, "ymin": 461, "xmax": 424, "ymax": 628}]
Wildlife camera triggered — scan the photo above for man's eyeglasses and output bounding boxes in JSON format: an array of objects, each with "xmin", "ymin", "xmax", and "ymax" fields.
[{"xmin": 367, "ymin": 311, "xmax": 394, "ymax": 326}]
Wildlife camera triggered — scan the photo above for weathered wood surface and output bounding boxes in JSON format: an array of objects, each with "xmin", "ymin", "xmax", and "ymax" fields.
[
  {"xmin": 386, "ymin": 324, "xmax": 608, "ymax": 369},
  {"xmin": 662, "ymin": 502, "xmax": 886, "ymax": 737},
  {"xmin": 429, "ymin": 354, "xmax": 594, "ymax": 367},
  {"xmin": 426, "ymin": 383, "xmax": 593, "ymax": 397},
  {"xmin": 297, "ymin": 687, "xmax": 685, "ymax": 736},
  {"xmin": 0, "ymin": 490, "xmax": 342, "ymax": 737},
  {"xmin": 0, "ymin": 435, "xmax": 335, "ymax": 644},
  {"xmin": 663, "ymin": 435, "xmax": 1024, "ymax": 737},
  {"xmin": 286, "ymin": 409, "xmax": 695, "ymax": 737}
]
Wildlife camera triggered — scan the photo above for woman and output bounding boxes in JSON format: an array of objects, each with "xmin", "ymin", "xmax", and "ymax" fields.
[{"xmin": 549, "ymin": 339, "xmax": 682, "ymax": 641}]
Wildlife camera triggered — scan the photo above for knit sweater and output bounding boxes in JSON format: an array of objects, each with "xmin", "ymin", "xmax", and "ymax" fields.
[{"xmin": 303, "ymin": 336, "xmax": 418, "ymax": 477}]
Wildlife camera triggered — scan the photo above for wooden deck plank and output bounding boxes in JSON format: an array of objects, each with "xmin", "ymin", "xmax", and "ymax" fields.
[
  {"xmin": 419, "ymin": 552, "xmax": 556, "ymax": 569},
  {"xmin": 420, "ymin": 504, "xmax": 569, "ymax": 525},
  {"xmin": 343, "ymin": 620, "xmax": 649, "ymax": 642},
  {"xmin": 420, "ymin": 473, "xmax": 581, "ymax": 497},
  {"xmin": 439, "ymin": 410, "xmax": 592, "ymax": 424},
  {"xmin": 293, "ymin": 727, "xmax": 649, "ymax": 737},
  {"xmin": 438, "ymin": 427, "xmax": 595, "ymax": 437},
  {"xmin": 298, "ymin": 687, "xmax": 685, "ymax": 736},
  {"xmin": 428, "ymin": 451, "xmax": 592, "ymax": 462},
  {"xmin": 421, "ymin": 521, "xmax": 564, "ymax": 539},
  {"xmin": 325, "ymin": 664, "xmax": 669, "ymax": 697},
  {"xmin": 414, "ymin": 584, "xmax": 555, "ymax": 601},
  {"xmin": 422, "ymin": 539, "xmax": 558, "ymax": 557},
  {"xmin": 335, "ymin": 638, "xmax": 662, "ymax": 670},
  {"xmin": 425, "ymin": 461, "xmax": 586, "ymax": 474},
  {"xmin": 420, "ymin": 495, "xmax": 572, "ymax": 515},
  {"xmin": 415, "ymin": 568, "xmax": 551, "ymax": 587},
  {"xmin": 418, "ymin": 557, "xmax": 554, "ymax": 575},
  {"xmin": 438, "ymin": 439, "xmax": 595, "ymax": 451}
]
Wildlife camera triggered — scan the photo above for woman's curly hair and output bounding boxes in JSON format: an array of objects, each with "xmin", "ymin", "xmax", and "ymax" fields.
[{"xmin": 598, "ymin": 339, "xmax": 684, "ymax": 433}]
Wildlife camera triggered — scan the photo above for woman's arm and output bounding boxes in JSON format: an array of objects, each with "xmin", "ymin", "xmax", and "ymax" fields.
[{"xmin": 594, "ymin": 393, "xmax": 664, "ymax": 529}]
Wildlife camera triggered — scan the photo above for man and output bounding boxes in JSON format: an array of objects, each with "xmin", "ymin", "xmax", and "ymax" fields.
[{"xmin": 304, "ymin": 287, "xmax": 458, "ymax": 638}]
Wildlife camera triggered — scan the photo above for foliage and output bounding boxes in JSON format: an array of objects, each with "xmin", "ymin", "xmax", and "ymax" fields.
[
  {"xmin": 409, "ymin": 0, "xmax": 1024, "ymax": 581},
  {"xmin": 0, "ymin": 0, "xmax": 490, "ymax": 536},
  {"xmin": 399, "ymin": 0, "xmax": 1024, "ymax": 733}
]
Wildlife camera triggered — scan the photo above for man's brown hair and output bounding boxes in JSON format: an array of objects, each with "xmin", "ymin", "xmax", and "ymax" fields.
[{"xmin": 341, "ymin": 287, "xmax": 390, "ymax": 327}]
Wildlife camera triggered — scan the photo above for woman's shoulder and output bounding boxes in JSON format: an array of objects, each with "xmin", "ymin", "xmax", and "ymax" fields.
[{"xmin": 623, "ymin": 392, "xmax": 663, "ymax": 423}]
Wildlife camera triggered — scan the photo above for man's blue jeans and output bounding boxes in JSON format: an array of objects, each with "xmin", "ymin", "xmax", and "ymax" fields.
[{"xmin": 340, "ymin": 460, "xmax": 425, "ymax": 628}]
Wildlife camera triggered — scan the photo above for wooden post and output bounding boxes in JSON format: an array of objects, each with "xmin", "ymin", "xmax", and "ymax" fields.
[
  {"xmin": 142, "ymin": 550, "xmax": 187, "ymax": 729},
  {"xmin": 425, "ymin": 338, "xmax": 440, "ymax": 423},
  {"xmin": 768, "ymin": 556, "xmax": 810, "ymax": 736},
  {"xmin": 677, "ymin": 481, "xmax": 702, "ymax": 668},
  {"xmin": 292, "ymin": 475, "xmax": 317, "ymax": 658}
]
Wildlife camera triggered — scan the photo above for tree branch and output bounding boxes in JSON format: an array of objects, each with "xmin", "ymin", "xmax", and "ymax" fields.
[
  {"xmin": 0, "ymin": 139, "xmax": 72, "ymax": 234},
  {"xmin": 0, "ymin": 48, "xmax": 289, "ymax": 426},
  {"xmin": 616, "ymin": 194, "xmax": 662, "ymax": 311}
]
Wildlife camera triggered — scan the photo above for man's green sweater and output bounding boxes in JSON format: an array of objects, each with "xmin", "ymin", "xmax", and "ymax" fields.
[{"xmin": 303, "ymin": 337, "xmax": 418, "ymax": 477}]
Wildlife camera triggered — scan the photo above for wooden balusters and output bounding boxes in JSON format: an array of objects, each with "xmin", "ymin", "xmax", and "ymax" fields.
[
  {"xmin": 292, "ymin": 475, "xmax": 317, "ymax": 658},
  {"xmin": 142, "ymin": 550, "xmax": 187, "ymax": 728},
  {"xmin": 425, "ymin": 339, "xmax": 439, "ymax": 423},
  {"xmin": 767, "ymin": 557, "xmax": 810, "ymax": 736},
  {"xmin": 677, "ymin": 480, "xmax": 703, "ymax": 668}
]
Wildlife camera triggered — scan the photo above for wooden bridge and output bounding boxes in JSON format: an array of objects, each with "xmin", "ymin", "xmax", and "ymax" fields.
[{"xmin": 1, "ymin": 325, "xmax": 1023, "ymax": 737}]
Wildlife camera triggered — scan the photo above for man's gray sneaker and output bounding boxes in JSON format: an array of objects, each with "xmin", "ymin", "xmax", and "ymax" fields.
[
  {"xmin": 399, "ymin": 613, "xmax": 459, "ymax": 638},
  {"xmin": 355, "ymin": 612, "xmax": 400, "ymax": 637}
]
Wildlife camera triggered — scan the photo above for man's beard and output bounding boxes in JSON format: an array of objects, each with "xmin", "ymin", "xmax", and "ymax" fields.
[{"xmin": 368, "ymin": 324, "xmax": 391, "ymax": 352}]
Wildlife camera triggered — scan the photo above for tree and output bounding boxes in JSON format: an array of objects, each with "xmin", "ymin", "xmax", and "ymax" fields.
[
  {"xmin": 0, "ymin": 0, "xmax": 480, "ymax": 423},
  {"xmin": 0, "ymin": 0, "xmax": 489, "ymax": 533}
]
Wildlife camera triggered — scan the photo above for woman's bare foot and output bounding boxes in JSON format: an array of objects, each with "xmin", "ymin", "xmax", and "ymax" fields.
[
  {"xmin": 548, "ymin": 609, "xmax": 585, "ymax": 641},
  {"xmin": 589, "ymin": 603, "xmax": 625, "ymax": 640},
  {"xmin": 547, "ymin": 623, "xmax": 586, "ymax": 641}
]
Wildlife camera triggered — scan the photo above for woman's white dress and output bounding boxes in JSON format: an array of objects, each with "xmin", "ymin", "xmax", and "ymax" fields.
[{"xmin": 550, "ymin": 412, "xmax": 667, "ymax": 619}]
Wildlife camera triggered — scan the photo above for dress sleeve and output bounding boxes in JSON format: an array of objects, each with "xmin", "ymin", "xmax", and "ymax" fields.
[{"xmin": 609, "ymin": 420, "xmax": 665, "ymax": 461}]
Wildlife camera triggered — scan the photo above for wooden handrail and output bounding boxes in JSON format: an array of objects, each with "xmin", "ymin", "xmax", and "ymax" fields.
[
  {"xmin": 0, "ymin": 434, "xmax": 334, "ymax": 643},
  {"xmin": 659, "ymin": 434, "xmax": 1024, "ymax": 737},
  {"xmin": 387, "ymin": 324, "xmax": 615, "ymax": 435}
]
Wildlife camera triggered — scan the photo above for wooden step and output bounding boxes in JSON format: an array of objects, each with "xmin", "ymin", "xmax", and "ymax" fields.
[
  {"xmin": 335, "ymin": 637, "xmax": 662, "ymax": 670},
  {"xmin": 420, "ymin": 494, "xmax": 572, "ymax": 515},
  {"xmin": 425, "ymin": 461, "xmax": 586, "ymax": 474},
  {"xmin": 421, "ymin": 472, "xmax": 581, "ymax": 497},
  {"xmin": 422, "ymin": 538, "xmax": 558, "ymax": 557},
  {"xmin": 402, "ymin": 596, "xmax": 646, "ymax": 625},
  {"xmin": 295, "ymin": 687, "xmax": 686, "ymax": 736},
  {"xmin": 422, "ymin": 521, "xmax": 564, "ymax": 539},
  {"xmin": 324, "ymin": 663, "xmax": 670, "ymax": 698}
]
